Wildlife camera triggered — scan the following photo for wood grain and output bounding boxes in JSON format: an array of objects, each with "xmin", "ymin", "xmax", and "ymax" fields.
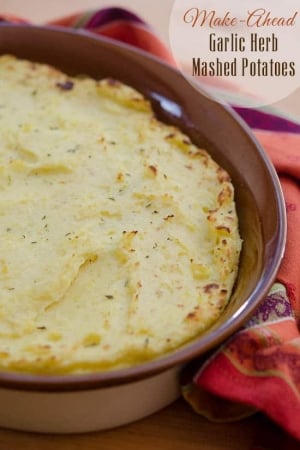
[{"xmin": 0, "ymin": 399, "xmax": 298, "ymax": 450}]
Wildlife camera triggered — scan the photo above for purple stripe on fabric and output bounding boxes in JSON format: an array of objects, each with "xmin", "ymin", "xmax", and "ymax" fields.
[
  {"xmin": 245, "ymin": 290, "xmax": 293, "ymax": 328},
  {"xmin": 86, "ymin": 7, "xmax": 145, "ymax": 28},
  {"xmin": 234, "ymin": 106, "xmax": 300, "ymax": 133}
]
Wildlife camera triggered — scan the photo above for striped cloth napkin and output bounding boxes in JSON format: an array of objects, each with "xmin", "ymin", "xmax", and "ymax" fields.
[{"xmin": 1, "ymin": 6, "xmax": 300, "ymax": 442}]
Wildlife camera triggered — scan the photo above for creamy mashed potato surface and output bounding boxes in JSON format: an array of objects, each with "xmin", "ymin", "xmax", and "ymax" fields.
[{"xmin": 0, "ymin": 55, "xmax": 242, "ymax": 374}]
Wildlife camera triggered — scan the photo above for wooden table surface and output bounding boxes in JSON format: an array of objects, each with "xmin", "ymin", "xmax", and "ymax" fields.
[{"xmin": 0, "ymin": 398, "xmax": 298, "ymax": 450}]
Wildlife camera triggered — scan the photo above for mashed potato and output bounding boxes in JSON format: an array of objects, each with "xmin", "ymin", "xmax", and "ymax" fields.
[{"xmin": 0, "ymin": 55, "xmax": 241, "ymax": 374}]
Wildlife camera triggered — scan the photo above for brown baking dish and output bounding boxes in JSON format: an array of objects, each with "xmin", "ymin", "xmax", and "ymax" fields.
[{"xmin": 0, "ymin": 24, "xmax": 286, "ymax": 433}]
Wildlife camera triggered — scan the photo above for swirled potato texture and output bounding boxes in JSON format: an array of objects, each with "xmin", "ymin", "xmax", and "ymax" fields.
[{"xmin": 0, "ymin": 55, "xmax": 242, "ymax": 374}]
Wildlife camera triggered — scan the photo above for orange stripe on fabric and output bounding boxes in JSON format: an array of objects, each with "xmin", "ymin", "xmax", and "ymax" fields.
[
  {"xmin": 254, "ymin": 130, "xmax": 300, "ymax": 180},
  {"xmin": 196, "ymin": 352, "xmax": 300, "ymax": 441},
  {"xmin": 90, "ymin": 21, "xmax": 176, "ymax": 65},
  {"xmin": 254, "ymin": 130, "xmax": 300, "ymax": 316}
]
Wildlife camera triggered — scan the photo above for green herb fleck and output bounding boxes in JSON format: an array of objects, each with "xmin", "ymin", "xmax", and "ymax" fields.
[{"xmin": 66, "ymin": 145, "xmax": 79, "ymax": 153}]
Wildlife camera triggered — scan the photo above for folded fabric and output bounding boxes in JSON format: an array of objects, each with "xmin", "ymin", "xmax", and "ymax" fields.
[{"xmin": 1, "ymin": 6, "xmax": 300, "ymax": 442}]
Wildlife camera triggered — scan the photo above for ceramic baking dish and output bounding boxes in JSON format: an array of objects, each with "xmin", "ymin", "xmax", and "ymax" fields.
[{"xmin": 0, "ymin": 24, "xmax": 286, "ymax": 433}]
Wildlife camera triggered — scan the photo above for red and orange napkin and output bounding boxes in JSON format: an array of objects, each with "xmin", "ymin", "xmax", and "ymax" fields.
[{"xmin": 1, "ymin": 6, "xmax": 300, "ymax": 442}]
